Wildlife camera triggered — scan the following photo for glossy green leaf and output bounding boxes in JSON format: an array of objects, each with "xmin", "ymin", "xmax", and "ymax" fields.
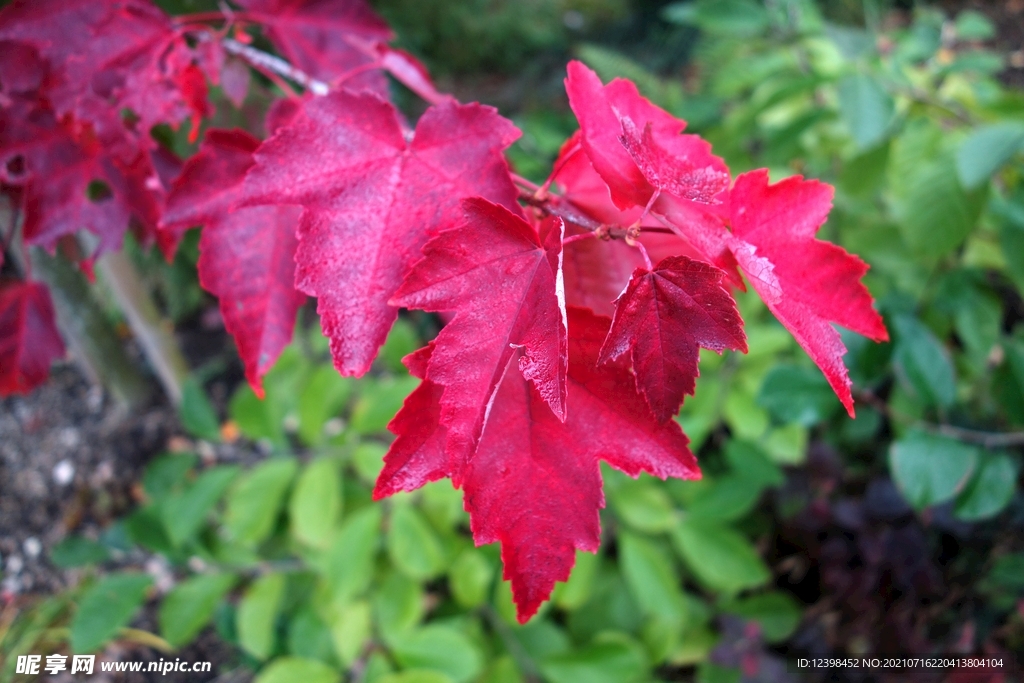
[
  {"xmin": 297, "ymin": 367, "xmax": 352, "ymax": 446},
  {"xmin": 289, "ymin": 457, "xmax": 342, "ymax": 548},
  {"xmin": 892, "ymin": 316, "xmax": 956, "ymax": 409},
  {"xmin": 254, "ymin": 657, "xmax": 339, "ymax": 683},
  {"xmin": 723, "ymin": 440, "xmax": 784, "ymax": 488},
  {"xmin": 618, "ymin": 532, "xmax": 686, "ymax": 622},
  {"xmin": 380, "ymin": 318, "xmax": 420, "ymax": 373},
  {"xmin": 159, "ymin": 573, "xmax": 236, "ymax": 648},
  {"xmin": 70, "ymin": 573, "xmax": 152, "ymax": 653},
  {"xmin": 889, "ymin": 430, "xmax": 979, "ymax": 510},
  {"xmin": 608, "ymin": 479, "xmax": 677, "ymax": 533},
  {"xmin": 389, "ymin": 625, "xmax": 484, "ymax": 683},
  {"xmin": 287, "ymin": 608, "xmax": 336, "ymax": 664},
  {"xmin": 225, "ymin": 458, "xmax": 298, "ymax": 546},
  {"xmin": 375, "ymin": 571, "xmax": 425, "ymax": 639},
  {"xmin": 686, "ymin": 476, "xmax": 762, "ymax": 522},
  {"xmin": 449, "ymin": 549, "xmax": 493, "ymax": 609},
  {"xmin": 387, "ymin": 504, "xmax": 447, "ymax": 581},
  {"xmin": 721, "ymin": 592, "xmax": 802, "ymax": 643},
  {"xmin": 323, "ymin": 506, "xmax": 382, "ymax": 603},
  {"xmin": 162, "ymin": 465, "xmax": 240, "ymax": 546},
  {"xmin": 662, "ymin": 0, "xmax": 768, "ymax": 36},
  {"xmin": 142, "ymin": 453, "xmax": 198, "ymax": 501},
  {"xmin": 837, "ymin": 73, "xmax": 893, "ymax": 149},
  {"xmin": 327, "ymin": 600, "xmax": 372, "ymax": 666},
  {"xmin": 757, "ymin": 364, "xmax": 839, "ymax": 426},
  {"xmin": 954, "ymin": 452, "xmax": 1017, "ymax": 521},
  {"xmin": 956, "ymin": 122, "xmax": 1024, "ymax": 189},
  {"xmin": 50, "ymin": 536, "xmax": 110, "ymax": 568},
  {"xmin": 540, "ymin": 635, "xmax": 648, "ymax": 683},
  {"xmin": 350, "ymin": 376, "xmax": 419, "ymax": 435},
  {"xmin": 377, "ymin": 673, "xmax": 454, "ymax": 683},
  {"xmin": 237, "ymin": 573, "xmax": 286, "ymax": 660},
  {"xmin": 671, "ymin": 520, "xmax": 770, "ymax": 594},
  {"xmin": 180, "ymin": 377, "xmax": 221, "ymax": 442}
]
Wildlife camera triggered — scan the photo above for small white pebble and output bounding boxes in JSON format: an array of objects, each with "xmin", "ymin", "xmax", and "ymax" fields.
[
  {"xmin": 282, "ymin": 414, "xmax": 299, "ymax": 433},
  {"xmin": 145, "ymin": 556, "xmax": 175, "ymax": 594},
  {"xmin": 6, "ymin": 554, "xmax": 24, "ymax": 573},
  {"xmin": 563, "ymin": 10, "xmax": 584, "ymax": 30},
  {"xmin": 58, "ymin": 427, "xmax": 80, "ymax": 449},
  {"xmin": 187, "ymin": 556, "xmax": 207, "ymax": 573},
  {"xmin": 197, "ymin": 440, "xmax": 217, "ymax": 464},
  {"xmin": 23, "ymin": 538, "xmax": 41, "ymax": 559},
  {"xmin": 324, "ymin": 418, "xmax": 345, "ymax": 437},
  {"xmin": 53, "ymin": 459, "xmax": 75, "ymax": 486}
]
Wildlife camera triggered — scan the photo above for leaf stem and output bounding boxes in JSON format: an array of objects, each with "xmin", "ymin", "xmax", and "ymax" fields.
[
  {"xmin": 562, "ymin": 232, "xmax": 597, "ymax": 246},
  {"xmin": 221, "ymin": 37, "xmax": 329, "ymax": 95},
  {"xmin": 855, "ymin": 389, "xmax": 1024, "ymax": 449}
]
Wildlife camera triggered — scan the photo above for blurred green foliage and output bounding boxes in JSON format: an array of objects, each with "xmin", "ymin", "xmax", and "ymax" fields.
[{"xmin": 5, "ymin": 1, "xmax": 1024, "ymax": 681}]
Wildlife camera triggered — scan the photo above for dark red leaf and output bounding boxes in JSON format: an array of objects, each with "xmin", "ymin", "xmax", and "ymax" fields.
[
  {"xmin": 391, "ymin": 198, "xmax": 567, "ymax": 483},
  {"xmin": 0, "ymin": 279, "xmax": 65, "ymax": 395},
  {"xmin": 599, "ymin": 256, "xmax": 747, "ymax": 422},
  {"xmin": 728, "ymin": 169, "xmax": 888, "ymax": 416},
  {"xmin": 237, "ymin": 0, "xmax": 392, "ymax": 91},
  {"xmin": 0, "ymin": 97, "xmax": 163, "ymax": 256},
  {"xmin": 162, "ymin": 129, "xmax": 304, "ymax": 396},
  {"xmin": 240, "ymin": 92, "xmax": 521, "ymax": 377}
]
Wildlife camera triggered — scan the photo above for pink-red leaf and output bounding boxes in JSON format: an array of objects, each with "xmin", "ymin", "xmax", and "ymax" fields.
[
  {"xmin": 237, "ymin": 0, "xmax": 392, "ymax": 91},
  {"xmin": 162, "ymin": 129, "xmax": 304, "ymax": 396},
  {"xmin": 564, "ymin": 60, "xmax": 684, "ymax": 210},
  {"xmin": 619, "ymin": 118, "xmax": 729, "ymax": 205},
  {"xmin": 391, "ymin": 198, "xmax": 567, "ymax": 483},
  {"xmin": 0, "ymin": 280, "xmax": 65, "ymax": 395},
  {"xmin": 463, "ymin": 307, "xmax": 698, "ymax": 622},
  {"xmin": 600, "ymin": 256, "xmax": 747, "ymax": 421},
  {"xmin": 728, "ymin": 169, "xmax": 888, "ymax": 416},
  {"xmin": 240, "ymin": 92, "xmax": 521, "ymax": 377}
]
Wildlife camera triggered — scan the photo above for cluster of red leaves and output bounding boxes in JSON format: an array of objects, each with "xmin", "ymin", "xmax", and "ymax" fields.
[{"xmin": 0, "ymin": 1, "xmax": 887, "ymax": 622}]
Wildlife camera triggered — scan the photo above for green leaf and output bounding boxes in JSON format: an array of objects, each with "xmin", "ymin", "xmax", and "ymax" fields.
[
  {"xmin": 161, "ymin": 465, "xmax": 240, "ymax": 546},
  {"xmin": 143, "ymin": 453, "xmax": 198, "ymax": 501},
  {"xmin": 619, "ymin": 532, "xmax": 686, "ymax": 622},
  {"xmin": 70, "ymin": 573, "xmax": 152, "ymax": 652},
  {"xmin": 352, "ymin": 441, "xmax": 388, "ymax": 484},
  {"xmin": 377, "ymin": 673, "xmax": 454, "ymax": 683},
  {"xmin": 686, "ymin": 476, "xmax": 762, "ymax": 522},
  {"xmin": 289, "ymin": 457, "xmax": 343, "ymax": 548},
  {"xmin": 254, "ymin": 657, "xmax": 339, "ymax": 683},
  {"xmin": 955, "ymin": 10, "xmax": 995, "ymax": 40},
  {"xmin": 387, "ymin": 504, "xmax": 446, "ymax": 581},
  {"xmin": 159, "ymin": 573, "xmax": 236, "ymax": 648},
  {"xmin": 389, "ymin": 625, "xmax": 484, "ymax": 683},
  {"xmin": 671, "ymin": 520, "xmax": 770, "ymax": 594},
  {"xmin": 954, "ymin": 452, "xmax": 1017, "ymax": 521},
  {"xmin": 540, "ymin": 635, "xmax": 648, "ymax": 683},
  {"xmin": 552, "ymin": 550, "xmax": 599, "ymax": 610},
  {"xmin": 180, "ymin": 377, "xmax": 221, "ymax": 442},
  {"xmin": 287, "ymin": 608, "xmax": 336, "ymax": 664},
  {"xmin": 449, "ymin": 549, "xmax": 493, "ymax": 609},
  {"xmin": 350, "ymin": 376, "xmax": 419, "ymax": 435},
  {"xmin": 50, "ymin": 537, "xmax": 110, "ymax": 568},
  {"xmin": 757, "ymin": 364, "xmax": 839, "ymax": 426},
  {"xmin": 889, "ymin": 430, "xmax": 979, "ymax": 510},
  {"xmin": 480, "ymin": 657, "xmax": 522, "ymax": 683},
  {"xmin": 237, "ymin": 573, "xmax": 286, "ymax": 660},
  {"xmin": 230, "ymin": 384, "xmax": 282, "ymax": 444},
  {"xmin": 374, "ymin": 571, "xmax": 425, "ymax": 639},
  {"xmin": 380, "ymin": 318, "xmax": 420, "ymax": 373},
  {"xmin": 662, "ymin": 0, "xmax": 768, "ymax": 36},
  {"xmin": 323, "ymin": 506, "xmax": 382, "ymax": 603},
  {"xmin": 892, "ymin": 316, "xmax": 956, "ymax": 409},
  {"xmin": 837, "ymin": 73, "xmax": 894, "ymax": 149},
  {"xmin": 327, "ymin": 600, "xmax": 371, "ymax": 667},
  {"xmin": 956, "ymin": 122, "xmax": 1024, "ymax": 189},
  {"xmin": 723, "ymin": 440, "xmax": 783, "ymax": 488},
  {"xmin": 297, "ymin": 367, "xmax": 352, "ymax": 446},
  {"xmin": 721, "ymin": 592, "xmax": 802, "ymax": 643},
  {"xmin": 225, "ymin": 458, "xmax": 298, "ymax": 546},
  {"xmin": 890, "ymin": 122, "xmax": 985, "ymax": 256},
  {"xmin": 608, "ymin": 479, "xmax": 677, "ymax": 533}
]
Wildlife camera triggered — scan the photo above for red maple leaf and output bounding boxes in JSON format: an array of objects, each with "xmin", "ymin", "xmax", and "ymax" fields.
[
  {"xmin": 0, "ymin": 97, "xmax": 163, "ymax": 256},
  {"xmin": 391, "ymin": 198, "xmax": 568, "ymax": 483},
  {"xmin": 600, "ymin": 256, "xmax": 747, "ymax": 422},
  {"xmin": 0, "ymin": 0, "xmax": 209, "ymax": 136},
  {"xmin": 564, "ymin": 60, "xmax": 685, "ymax": 210},
  {"xmin": 162, "ymin": 129, "xmax": 304, "ymax": 397},
  {"xmin": 373, "ymin": 342, "xmax": 449, "ymax": 498},
  {"xmin": 239, "ymin": 92, "xmax": 521, "ymax": 377},
  {"xmin": 466, "ymin": 307, "xmax": 698, "ymax": 621},
  {"xmin": 237, "ymin": 0, "xmax": 392, "ymax": 92},
  {"xmin": 727, "ymin": 169, "xmax": 888, "ymax": 415},
  {"xmin": 0, "ymin": 279, "xmax": 65, "ymax": 396}
]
